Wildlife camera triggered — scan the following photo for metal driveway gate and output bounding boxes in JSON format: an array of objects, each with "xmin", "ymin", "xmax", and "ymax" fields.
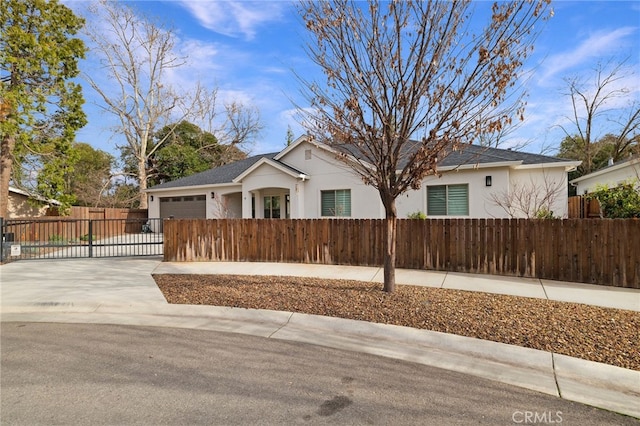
[{"xmin": 1, "ymin": 217, "xmax": 163, "ymax": 261}]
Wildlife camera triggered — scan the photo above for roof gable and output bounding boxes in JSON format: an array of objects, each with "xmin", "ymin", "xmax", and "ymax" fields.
[
  {"xmin": 147, "ymin": 151, "xmax": 309, "ymax": 191},
  {"xmin": 233, "ymin": 157, "xmax": 308, "ymax": 182}
]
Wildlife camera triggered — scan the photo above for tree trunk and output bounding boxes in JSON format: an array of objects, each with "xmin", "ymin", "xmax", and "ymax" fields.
[
  {"xmin": 138, "ymin": 157, "xmax": 148, "ymax": 209},
  {"xmin": 382, "ymin": 194, "xmax": 397, "ymax": 293},
  {"xmin": 0, "ymin": 134, "xmax": 16, "ymax": 218},
  {"xmin": 383, "ymin": 214, "xmax": 397, "ymax": 292}
]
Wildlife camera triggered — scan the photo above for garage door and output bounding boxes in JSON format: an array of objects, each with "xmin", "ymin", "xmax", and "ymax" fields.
[{"xmin": 159, "ymin": 195, "xmax": 206, "ymax": 219}]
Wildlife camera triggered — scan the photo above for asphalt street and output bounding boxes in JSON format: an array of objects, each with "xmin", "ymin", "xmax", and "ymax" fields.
[{"xmin": 2, "ymin": 322, "xmax": 636, "ymax": 426}]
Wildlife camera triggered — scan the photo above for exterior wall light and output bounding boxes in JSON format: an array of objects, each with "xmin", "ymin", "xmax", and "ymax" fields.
[
  {"xmin": 485, "ymin": 176, "xmax": 492, "ymax": 187},
  {"xmin": 150, "ymin": 195, "xmax": 154, "ymax": 202}
]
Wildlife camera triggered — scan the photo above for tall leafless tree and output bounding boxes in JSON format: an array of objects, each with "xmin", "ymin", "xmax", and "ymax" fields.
[
  {"xmin": 559, "ymin": 60, "xmax": 640, "ymax": 175},
  {"xmin": 297, "ymin": 0, "xmax": 552, "ymax": 292},
  {"xmin": 191, "ymin": 87, "xmax": 263, "ymax": 164},
  {"xmin": 83, "ymin": 1, "xmax": 190, "ymax": 209},
  {"xmin": 83, "ymin": 2, "xmax": 262, "ymax": 208}
]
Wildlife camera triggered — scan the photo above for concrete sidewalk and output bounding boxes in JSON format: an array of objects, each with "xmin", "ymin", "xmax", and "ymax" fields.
[
  {"xmin": 155, "ymin": 261, "xmax": 640, "ymax": 312},
  {"xmin": 1, "ymin": 257, "xmax": 639, "ymax": 418}
]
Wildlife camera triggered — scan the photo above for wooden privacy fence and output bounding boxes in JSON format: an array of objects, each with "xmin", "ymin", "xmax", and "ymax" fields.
[
  {"xmin": 46, "ymin": 207, "xmax": 148, "ymax": 221},
  {"xmin": 568, "ymin": 196, "xmax": 601, "ymax": 219},
  {"xmin": 163, "ymin": 219, "xmax": 640, "ymax": 289},
  {"xmin": 5, "ymin": 208, "xmax": 148, "ymax": 242}
]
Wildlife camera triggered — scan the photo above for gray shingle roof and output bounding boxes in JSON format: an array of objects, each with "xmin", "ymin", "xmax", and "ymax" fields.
[
  {"xmin": 148, "ymin": 152, "xmax": 279, "ymax": 190},
  {"xmin": 149, "ymin": 142, "xmax": 574, "ymax": 191},
  {"xmin": 334, "ymin": 141, "xmax": 572, "ymax": 169},
  {"xmin": 434, "ymin": 144, "xmax": 571, "ymax": 168}
]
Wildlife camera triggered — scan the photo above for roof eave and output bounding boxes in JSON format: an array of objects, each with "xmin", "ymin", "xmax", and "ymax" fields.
[
  {"xmin": 232, "ymin": 157, "xmax": 307, "ymax": 183},
  {"xmin": 432, "ymin": 160, "xmax": 523, "ymax": 172},
  {"xmin": 570, "ymin": 158, "xmax": 638, "ymax": 183},
  {"xmin": 146, "ymin": 182, "xmax": 240, "ymax": 193},
  {"xmin": 274, "ymin": 135, "xmax": 309, "ymax": 160},
  {"xmin": 9, "ymin": 186, "xmax": 61, "ymax": 205},
  {"xmin": 513, "ymin": 161, "xmax": 581, "ymax": 172}
]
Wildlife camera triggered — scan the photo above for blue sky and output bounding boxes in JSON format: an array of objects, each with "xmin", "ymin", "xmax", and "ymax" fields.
[{"xmin": 65, "ymin": 0, "xmax": 640, "ymax": 158}]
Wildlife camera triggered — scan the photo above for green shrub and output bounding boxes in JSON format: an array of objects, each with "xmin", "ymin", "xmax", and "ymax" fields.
[
  {"xmin": 407, "ymin": 211, "xmax": 427, "ymax": 219},
  {"xmin": 80, "ymin": 234, "xmax": 96, "ymax": 242},
  {"xmin": 48, "ymin": 234, "xmax": 66, "ymax": 244},
  {"xmin": 534, "ymin": 207, "xmax": 556, "ymax": 219},
  {"xmin": 587, "ymin": 181, "xmax": 640, "ymax": 218}
]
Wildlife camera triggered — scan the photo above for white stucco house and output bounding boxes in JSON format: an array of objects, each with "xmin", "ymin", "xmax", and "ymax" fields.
[
  {"xmin": 146, "ymin": 136, "xmax": 580, "ymax": 224},
  {"xmin": 570, "ymin": 157, "xmax": 640, "ymax": 195}
]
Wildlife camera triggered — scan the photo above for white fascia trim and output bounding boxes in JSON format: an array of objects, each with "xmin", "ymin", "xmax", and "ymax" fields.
[
  {"xmin": 276, "ymin": 134, "xmax": 345, "ymax": 165},
  {"xmin": 570, "ymin": 158, "xmax": 639, "ymax": 183},
  {"xmin": 146, "ymin": 182, "xmax": 240, "ymax": 194},
  {"xmin": 232, "ymin": 157, "xmax": 307, "ymax": 183},
  {"xmin": 513, "ymin": 161, "xmax": 581, "ymax": 172},
  {"xmin": 9, "ymin": 186, "xmax": 61, "ymax": 205},
  {"xmin": 274, "ymin": 135, "xmax": 310, "ymax": 160},
  {"xmin": 281, "ymin": 136, "xmax": 383, "ymax": 177},
  {"xmin": 434, "ymin": 160, "xmax": 522, "ymax": 172}
]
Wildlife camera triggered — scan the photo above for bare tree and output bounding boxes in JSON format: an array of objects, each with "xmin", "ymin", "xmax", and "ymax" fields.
[
  {"xmin": 489, "ymin": 171, "xmax": 566, "ymax": 218},
  {"xmin": 84, "ymin": 2, "xmax": 264, "ymax": 209},
  {"xmin": 82, "ymin": 1, "xmax": 193, "ymax": 208},
  {"xmin": 476, "ymin": 109, "xmax": 533, "ymax": 152},
  {"xmin": 559, "ymin": 60, "xmax": 640, "ymax": 175},
  {"xmin": 212, "ymin": 193, "xmax": 232, "ymax": 219},
  {"xmin": 297, "ymin": 0, "xmax": 551, "ymax": 292},
  {"xmin": 192, "ymin": 87, "xmax": 263, "ymax": 163}
]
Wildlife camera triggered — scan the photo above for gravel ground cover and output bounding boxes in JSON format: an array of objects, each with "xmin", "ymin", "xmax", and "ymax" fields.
[{"xmin": 153, "ymin": 274, "xmax": 640, "ymax": 371}]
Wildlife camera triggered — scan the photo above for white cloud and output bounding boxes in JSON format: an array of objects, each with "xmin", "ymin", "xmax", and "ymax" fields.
[
  {"xmin": 163, "ymin": 38, "xmax": 223, "ymax": 89},
  {"xmin": 279, "ymin": 108, "xmax": 306, "ymax": 132},
  {"xmin": 177, "ymin": 1, "xmax": 287, "ymax": 40},
  {"xmin": 539, "ymin": 27, "xmax": 638, "ymax": 82}
]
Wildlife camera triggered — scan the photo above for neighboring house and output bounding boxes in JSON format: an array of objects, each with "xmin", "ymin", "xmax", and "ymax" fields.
[
  {"xmin": 146, "ymin": 136, "xmax": 580, "ymax": 224},
  {"xmin": 5, "ymin": 186, "xmax": 61, "ymax": 218},
  {"xmin": 570, "ymin": 157, "xmax": 640, "ymax": 195}
]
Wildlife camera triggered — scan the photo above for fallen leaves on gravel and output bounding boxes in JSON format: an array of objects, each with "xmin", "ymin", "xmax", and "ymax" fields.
[{"xmin": 153, "ymin": 274, "xmax": 640, "ymax": 371}]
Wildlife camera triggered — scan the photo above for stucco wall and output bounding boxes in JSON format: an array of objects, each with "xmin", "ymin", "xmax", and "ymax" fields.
[
  {"xmin": 281, "ymin": 143, "xmax": 383, "ymax": 218},
  {"xmin": 146, "ymin": 140, "xmax": 574, "ymax": 221},
  {"xmin": 574, "ymin": 161, "xmax": 640, "ymax": 195},
  {"xmin": 507, "ymin": 167, "xmax": 570, "ymax": 218},
  {"xmin": 147, "ymin": 185, "xmax": 242, "ymax": 221},
  {"xmin": 282, "ymin": 142, "xmax": 517, "ymax": 219},
  {"xmin": 412, "ymin": 167, "xmax": 511, "ymax": 218},
  {"xmin": 7, "ymin": 192, "xmax": 50, "ymax": 218}
]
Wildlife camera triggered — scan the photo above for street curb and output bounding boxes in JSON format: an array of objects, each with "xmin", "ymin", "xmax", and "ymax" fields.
[
  {"xmin": 273, "ymin": 312, "xmax": 558, "ymax": 396},
  {"xmin": 553, "ymin": 354, "xmax": 640, "ymax": 419},
  {"xmin": 2, "ymin": 305, "xmax": 638, "ymax": 418}
]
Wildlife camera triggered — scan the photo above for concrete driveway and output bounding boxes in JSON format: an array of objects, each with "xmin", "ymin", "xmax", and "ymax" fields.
[{"xmin": 0, "ymin": 256, "xmax": 166, "ymax": 309}]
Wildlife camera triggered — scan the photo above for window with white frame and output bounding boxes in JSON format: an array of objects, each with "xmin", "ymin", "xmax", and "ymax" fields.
[
  {"xmin": 264, "ymin": 195, "xmax": 281, "ymax": 218},
  {"xmin": 321, "ymin": 189, "xmax": 351, "ymax": 217},
  {"xmin": 427, "ymin": 184, "xmax": 469, "ymax": 216}
]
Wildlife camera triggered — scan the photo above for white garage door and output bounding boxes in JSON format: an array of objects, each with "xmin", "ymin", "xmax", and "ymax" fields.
[{"xmin": 159, "ymin": 195, "xmax": 206, "ymax": 219}]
